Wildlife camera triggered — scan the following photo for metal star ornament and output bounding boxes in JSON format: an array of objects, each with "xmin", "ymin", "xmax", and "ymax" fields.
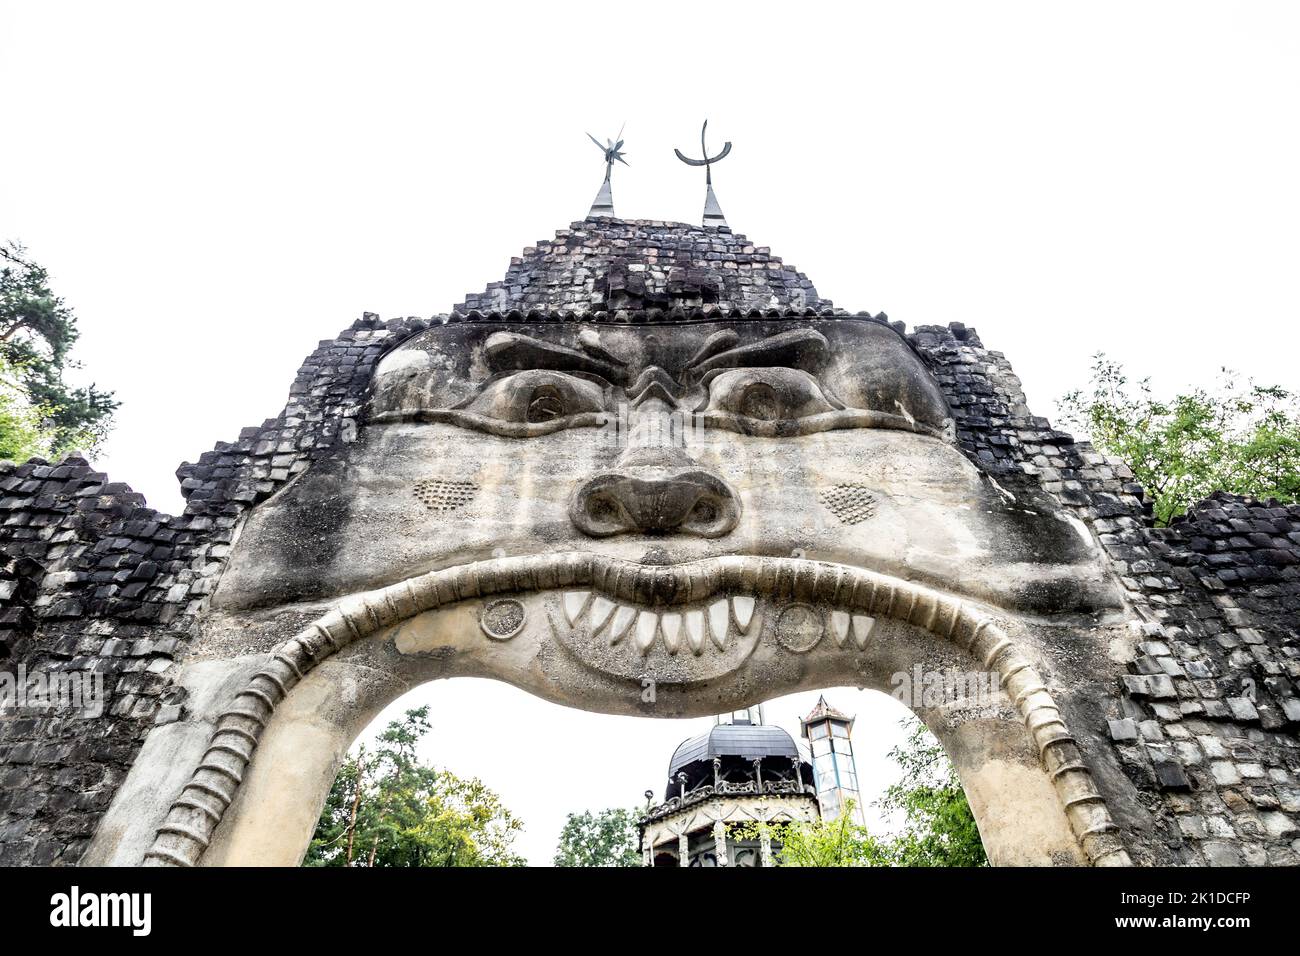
[
  {"xmin": 586, "ymin": 124, "xmax": 628, "ymax": 220},
  {"xmin": 587, "ymin": 126, "xmax": 629, "ymax": 182}
]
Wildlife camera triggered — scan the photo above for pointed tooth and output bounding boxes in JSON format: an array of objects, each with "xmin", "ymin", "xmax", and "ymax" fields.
[
  {"xmin": 830, "ymin": 610, "xmax": 851, "ymax": 647},
  {"xmin": 851, "ymin": 614, "xmax": 875, "ymax": 648},
  {"xmin": 563, "ymin": 591, "xmax": 591, "ymax": 626},
  {"xmin": 708, "ymin": 600, "xmax": 729, "ymax": 650},
  {"xmin": 661, "ymin": 613, "xmax": 683, "ymax": 654},
  {"xmin": 634, "ymin": 611, "xmax": 659, "ymax": 655},
  {"xmin": 731, "ymin": 596, "xmax": 755, "ymax": 634},
  {"xmin": 589, "ymin": 596, "xmax": 615, "ymax": 632},
  {"xmin": 609, "ymin": 605, "xmax": 637, "ymax": 644},
  {"xmin": 685, "ymin": 610, "xmax": 706, "ymax": 655}
]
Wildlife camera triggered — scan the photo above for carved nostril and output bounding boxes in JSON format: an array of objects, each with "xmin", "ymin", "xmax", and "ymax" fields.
[
  {"xmin": 579, "ymin": 488, "xmax": 631, "ymax": 537},
  {"xmin": 587, "ymin": 496, "xmax": 620, "ymax": 524},
  {"xmin": 679, "ymin": 493, "xmax": 733, "ymax": 537},
  {"xmin": 690, "ymin": 499, "xmax": 718, "ymax": 525},
  {"xmin": 570, "ymin": 470, "xmax": 741, "ymax": 538}
]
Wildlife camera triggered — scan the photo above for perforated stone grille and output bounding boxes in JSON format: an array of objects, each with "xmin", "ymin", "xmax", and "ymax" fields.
[
  {"xmin": 413, "ymin": 478, "xmax": 477, "ymax": 513},
  {"xmin": 819, "ymin": 484, "xmax": 877, "ymax": 524}
]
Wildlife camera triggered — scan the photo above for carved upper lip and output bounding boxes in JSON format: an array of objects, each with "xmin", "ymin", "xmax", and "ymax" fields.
[{"xmin": 416, "ymin": 550, "xmax": 961, "ymax": 625}]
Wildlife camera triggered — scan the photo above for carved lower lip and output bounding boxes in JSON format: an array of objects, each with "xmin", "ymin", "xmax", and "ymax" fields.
[
  {"xmin": 442, "ymin": 551, "xmax": 947, "ymax": 669},
  {"xmin": 543, "ymin": 586, "xmax": 879, "ymax": 685},
  {"xmin": 553, "ymin": 591, "xmax": 874, "ymax": 657},
  {"xmin": 562, "ymin": 591, "xmax": 756, "ymax": 655}
]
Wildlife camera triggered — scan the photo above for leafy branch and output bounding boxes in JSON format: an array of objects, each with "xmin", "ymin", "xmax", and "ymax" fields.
[{"xmin": 1058, "ymin": 354, "xmax": 1300, "ymax": 525}]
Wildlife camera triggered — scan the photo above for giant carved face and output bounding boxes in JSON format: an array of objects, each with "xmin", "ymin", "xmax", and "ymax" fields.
[{"xmin": 213, "ymin": 316, "xmax": 1120, "ymax": 715}]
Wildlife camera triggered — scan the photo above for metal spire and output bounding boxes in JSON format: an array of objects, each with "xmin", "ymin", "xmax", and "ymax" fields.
[
  {"xmin": 674, "ymin": 120, "xmax": 732, "ymax": 228},
  {"xmin": 586, "ymin": 124, "xmax": 628, "ymax": 219}
]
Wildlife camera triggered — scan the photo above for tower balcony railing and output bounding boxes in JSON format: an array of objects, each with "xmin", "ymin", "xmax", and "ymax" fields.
[{"xmin": 639, "ymin": 777, "xmax": 818, "ymax": 824}]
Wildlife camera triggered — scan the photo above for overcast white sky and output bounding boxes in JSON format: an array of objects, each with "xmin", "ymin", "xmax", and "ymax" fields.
[{"xmin": 3, "ymin": 1, "xmax": 1298, "ymax": 864}]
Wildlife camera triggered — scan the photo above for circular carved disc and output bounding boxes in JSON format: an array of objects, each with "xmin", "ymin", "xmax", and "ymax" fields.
[
  {"xmin": 775, "ymin": 604, "xmax": 824, "ymax": 653},
  {"xmin": 480, "ymin": 599, "xmax": 525, "ymax": 641}
]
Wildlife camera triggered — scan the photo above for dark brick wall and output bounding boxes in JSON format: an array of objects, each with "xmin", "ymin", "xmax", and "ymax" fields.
[
  {"xmin": 0, "ymin": 315, "xmax": 419, "ymax": 865},
  {"xmin": 911, "ymin": 322, "xmax": 1300, "ymax": 865}
]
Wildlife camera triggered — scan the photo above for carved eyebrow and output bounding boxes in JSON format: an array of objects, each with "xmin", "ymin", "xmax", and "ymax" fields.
[
  {"xmin": 685, "ymin": 328, "xmax": 829, "ymax": 379},
  {"xmin": 483, "ymin": 331, "xmax": 628, "ymax": 384}
]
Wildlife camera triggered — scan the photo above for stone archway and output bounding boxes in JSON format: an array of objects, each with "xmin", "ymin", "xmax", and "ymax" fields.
[
  {"xmin": 128, "ymin": 554, "xmax": 1129, "ymax": 868},
  {"xmin": 9, "ymin": 218, "xmax": 1297, "ymax": 873}
]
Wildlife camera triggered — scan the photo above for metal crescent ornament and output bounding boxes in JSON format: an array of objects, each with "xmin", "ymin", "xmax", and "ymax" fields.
[{"xmin": 674, "ymin": 120, "xmax": 732, "ymax": 183}]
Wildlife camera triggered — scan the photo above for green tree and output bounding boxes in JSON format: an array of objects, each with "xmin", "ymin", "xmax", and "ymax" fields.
[
  {"xmin": 304, "ymin": 707, "xmax": 526, "ymax": 867},
  {"xmin": 1059, "ymin": 354, "xmax": 1300, "ymax": 525},
  {"xmin": 734, "ymin": 803, "xmax": 885, "ymax": 867},
  {"xmin": 0, "ymin": 356, "xmax": 51, "ymax": 461},
  {"xmin": 0, "ymin": 242, "xmax": 116, "ymax": 458},
  {"xmin": 869, "ymin": 718, "xmax": 987, "ymax": 867},
  {"xmin": 553, "ymin": 807, "xmax": 641, "ymax": 867},
  {"xmin": 736, "ymin": 718, "xmax": 985, "ymax": 867}
]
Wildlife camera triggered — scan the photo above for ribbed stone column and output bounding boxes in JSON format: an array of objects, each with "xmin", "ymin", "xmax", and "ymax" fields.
[{"xmin": 713, "ymin": 820, "xmax": 728, "ymax": 867}]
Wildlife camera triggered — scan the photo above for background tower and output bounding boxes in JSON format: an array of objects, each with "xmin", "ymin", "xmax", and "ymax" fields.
[
  {"xmin": 801, "ymin": 696, "xmax": 865, "ymax": 826},
  {"xmin": 638, "ymin": 706, "xmax": 818, "ymax": 866}
]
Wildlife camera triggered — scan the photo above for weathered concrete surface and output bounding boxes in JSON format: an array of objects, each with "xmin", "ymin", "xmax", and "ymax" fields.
[
  {"xmin": 216, "ymin": 320, "xmax": 1113, "ymax": 618},
  {"xmin": 81, "ymin": 658, "xmax": 260, "ymax": 866}
]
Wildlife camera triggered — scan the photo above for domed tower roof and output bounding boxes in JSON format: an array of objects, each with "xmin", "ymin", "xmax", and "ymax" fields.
[
  {"xmin": 643, "ymin": 717, "xmax": 821, "ymax": 865},
  {"xmin": 455, "ymin": 218, "xmax": 830, "ymax": 315},
  {"xmin": 662, "ymin": 721, "xmax": 812, "ymax": 802},
  {"xmin": 668, "ymin": 724, "xmax": 802, "ymax": 778}
]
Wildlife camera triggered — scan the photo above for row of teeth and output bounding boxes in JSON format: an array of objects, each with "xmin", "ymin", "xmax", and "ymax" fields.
[
  {"xmin": 561, "ymin": 592, "xmax": 875, "ymax": 656},
  {"xmin": 831, "ymin": 611, "xmax": 875, "ymax": 649},
  {"xmin": 563, "ymin": 592, "xmax": 755, "ymax": 656}
]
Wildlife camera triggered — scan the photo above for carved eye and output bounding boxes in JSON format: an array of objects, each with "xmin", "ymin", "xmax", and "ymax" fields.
[
  {"xmin": 704, "ymin": 368, "xmax": 839, "ymax": 423},
  {"xmin": 738, "ymin": 382, "xmax": 781, "ymax": 421},
  {"xmin": 526, "ymin": 385, "xmax": 567, "ymax": 423},
  {"xmin": 466, "ymin": 370, "xmax": 608, "ymax": 427}
]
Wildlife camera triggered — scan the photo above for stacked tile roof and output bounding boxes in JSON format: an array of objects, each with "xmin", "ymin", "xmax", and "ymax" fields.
[{"xmin": 456, "ymin": 218, "xmax": 830, "ymax": 314}]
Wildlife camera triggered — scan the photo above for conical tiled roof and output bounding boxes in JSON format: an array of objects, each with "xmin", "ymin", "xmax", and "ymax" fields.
[{"xmin": 802, "ymin": 694, "xmax": 852, "ymax": 727}]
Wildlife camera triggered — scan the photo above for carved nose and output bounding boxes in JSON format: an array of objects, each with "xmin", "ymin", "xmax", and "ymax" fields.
[{"xmin": 570, "ymin": 468, "xmax": 741, "ymax": 538}]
